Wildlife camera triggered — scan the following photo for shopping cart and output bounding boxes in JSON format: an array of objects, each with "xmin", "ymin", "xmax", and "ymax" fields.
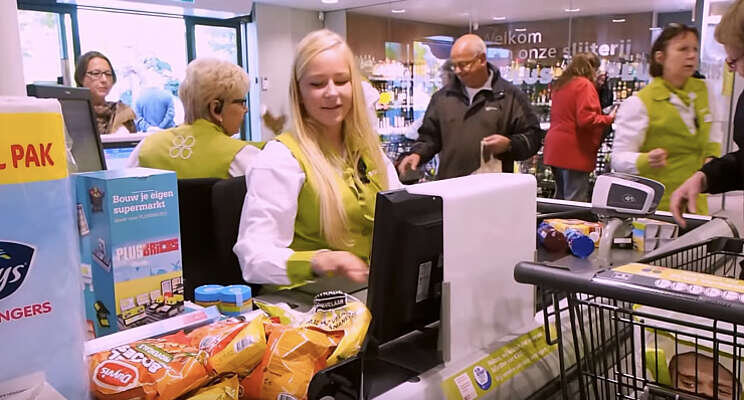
[{"xmin": 515, "ymin": 237, "xmax": 744, "ymax": 400}]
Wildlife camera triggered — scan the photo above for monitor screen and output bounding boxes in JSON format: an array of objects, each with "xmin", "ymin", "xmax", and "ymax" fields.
[
  {"xmin": 103, "ymin": 145, "xmax": 136, "ymax": 170},
  {"xmin": 367, "ymin": 189, "xmax": 443, "ymax": 345},
  {"xmin": 26, "ymin": 84, "xmax": 106, "ymax": 172}
]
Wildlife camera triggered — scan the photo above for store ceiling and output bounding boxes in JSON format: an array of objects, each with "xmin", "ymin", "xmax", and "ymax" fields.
[{"xmin": 256, "ymin": 0, "xmax": 695, "ymax": 26}]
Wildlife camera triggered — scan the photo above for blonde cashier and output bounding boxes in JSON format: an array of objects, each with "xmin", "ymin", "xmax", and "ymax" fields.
[
  {"xmin": 611, "ymin": 24, "xmax": 722, "ymax": 213},
  {"xmin": 233, "ymin": 30, "xmax": 402, "ymax": 287}
]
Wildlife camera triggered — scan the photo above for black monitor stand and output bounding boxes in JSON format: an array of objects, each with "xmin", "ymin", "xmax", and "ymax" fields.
[{"xmin": 308, "ymin": 325, "xmax": 442, "ymax": 400}]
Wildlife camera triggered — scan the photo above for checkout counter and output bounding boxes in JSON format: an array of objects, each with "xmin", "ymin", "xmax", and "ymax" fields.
[
  {"xmin": 292, "ymin": 192, "xmax": 735, "ymax": 399},
  {"xmin": 77, "ymin": 174, "xmax": 738, "ymax": 400}
]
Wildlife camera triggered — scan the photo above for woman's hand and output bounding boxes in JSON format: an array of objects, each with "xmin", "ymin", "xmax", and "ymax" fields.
[
  {"xmin": 647, "ymin": 148, "xmax": 668, "ymax": 168},
  {"xmin": 670, "ymin": 171, "xmax": 708, "ymax": 228},
  {"xmin": 311, "ymin": 251, "xmax": 369, "ymax": 283}
]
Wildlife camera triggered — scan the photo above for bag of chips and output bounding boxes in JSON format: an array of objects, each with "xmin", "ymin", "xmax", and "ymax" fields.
[
  {"xmin": 240, "ymin": 323, "xmax": 339, "ymax": 400},
  {"xmin": 186, "ymin": 373, "xmax": 241, "ymax": 400},
  {"xmin": 187, "ymin": 312, "xmax": 267, "ymax": 376},
  {"xmin": 88, "ymin": 336, "xmax": 209, "ymax": 400},
  {"xmin": 301, "ymin": 291, "xmax": 371, "ymax": 366}
]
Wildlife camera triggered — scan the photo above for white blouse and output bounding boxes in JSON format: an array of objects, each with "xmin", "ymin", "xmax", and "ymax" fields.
[
  {"xmin": 611, "ymin": 81, "xmax": 723, "ymax": 174},
  {"xmin": 233, "ymin": 140, "xmax": 403, "ymax": 285}
]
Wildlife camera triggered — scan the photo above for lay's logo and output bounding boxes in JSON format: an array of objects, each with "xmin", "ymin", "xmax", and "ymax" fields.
[{"xmin": 0, "ymin": 241, "xmax": 35, "ymax": 301}]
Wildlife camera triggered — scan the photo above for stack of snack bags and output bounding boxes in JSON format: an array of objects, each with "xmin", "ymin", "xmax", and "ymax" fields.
[
  {"xmin": 244, "ymin": 290, "xmax": 371, "ymax": 399},
  {"xmin": 87, "ymin": 291, "xmax": 371, "ymax": 400}
]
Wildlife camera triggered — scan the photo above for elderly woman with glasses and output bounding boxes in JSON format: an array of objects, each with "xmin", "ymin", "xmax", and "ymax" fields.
[
  {"xmin": 127, "ymin": 58, "xmax": 261, "ymax": 178},
  {"xmin": 75, "ymin": 51, "xmax": 136, "ymax": 134}
]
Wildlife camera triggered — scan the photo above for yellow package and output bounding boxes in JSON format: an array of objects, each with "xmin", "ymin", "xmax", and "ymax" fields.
[
  {"xmin": 253, "ymin": 300, "xmax": 304, "ymax": 326},
  {"xmin": 544, "ymin": 218, "xmax": 603, "ymax": 247},
  {"xmin": 186, "ymin": 374, "xmax": 240, "ymax": 400},
  {"xmin": 241, "ymin": 323, "xmax": 338, "ymax": 400},
  {"xmin": 187, "ymin": 312, "xmax": 267, "ymax": 376},
  {"xmin": 302, "ymin": 291, "xmax": 371, "ymax": 366}
]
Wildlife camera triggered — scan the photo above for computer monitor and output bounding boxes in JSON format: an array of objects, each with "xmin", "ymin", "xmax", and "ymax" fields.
[
  {"xmin": 367, "ymin": 188, "xmax": 444, "ymax": 345},
  {"xmin": 26, "ymin": 84, "xmax": 106, "ymax": 172},
  {"xmin": 102, "ymin": 141, "xmax": 138, "ymax": 170}
]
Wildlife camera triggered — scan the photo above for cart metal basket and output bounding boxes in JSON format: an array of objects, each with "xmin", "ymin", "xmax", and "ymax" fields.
[{"xmin": 515, "ymin": 237, "xmax": 744, "ymax": 400}]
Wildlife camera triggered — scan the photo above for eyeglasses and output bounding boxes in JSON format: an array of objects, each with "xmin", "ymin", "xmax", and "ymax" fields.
[
  {"xmin": 450, "ymin": 54, "xmax": 482, "ymax": 72},
  {"xmin": 230, "ymin": 98, "xmax": 248, "ymax": 107},
  {"xmin": 85, "ymin": 70, "xmax": 113, "ymax": 80},
  {"xmin": 727, "ymin": 55, "xmax": 742, "ymax": 70}
]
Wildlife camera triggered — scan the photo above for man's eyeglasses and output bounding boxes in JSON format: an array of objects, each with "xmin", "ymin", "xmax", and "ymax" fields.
[
  {"xmin": 85, "ymin": 70, "xmax": 113, "ymax": 80},
  {"xmin": 727, "ymin": 55, "xmax": 741, "ymax": 70},
  {"xmin": 450, "ymin": 54, "xmax": 482, "ymax": 72}
]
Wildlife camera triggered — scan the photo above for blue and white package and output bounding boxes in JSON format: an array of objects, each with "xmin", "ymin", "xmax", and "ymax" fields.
[
  {"xmin": 0, "ymin": 97, "xmax": 88, "ymax": 398},
  {"xmin": 75, "ymin": 168, "xmax": 184, "ymax": 338}
]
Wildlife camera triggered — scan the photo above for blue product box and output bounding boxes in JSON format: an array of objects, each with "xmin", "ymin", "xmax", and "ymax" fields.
[{"xmin": 75, "ymin": 168, "xmax": 184, "ymax": 337}]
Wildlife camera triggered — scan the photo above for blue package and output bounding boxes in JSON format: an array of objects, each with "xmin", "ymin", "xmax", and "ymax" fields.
[{"xmin": 0, "ymin": 99, "xmax": 88, "ymax": 398}]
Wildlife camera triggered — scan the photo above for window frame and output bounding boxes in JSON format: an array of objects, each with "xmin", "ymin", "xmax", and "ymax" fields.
[{"xmin": 17, "ymin": 1, "xmax": 81, "ymax": 85}]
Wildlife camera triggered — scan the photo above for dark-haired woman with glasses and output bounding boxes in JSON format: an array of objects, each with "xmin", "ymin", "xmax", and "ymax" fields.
[
  {"xmin": 75, "ymin": 51, "xmax": 136, "ymax": 134},
  {"xmin": 611, "ymin": 24, "xmax": 723, "ymax": 214},
  {"xmin": 126, "ymin": 58, "xmax": 261, "ymax": 178},
  {"xmin": 671, "ymin": 0, "xmax": 744, "ymax": 227}
]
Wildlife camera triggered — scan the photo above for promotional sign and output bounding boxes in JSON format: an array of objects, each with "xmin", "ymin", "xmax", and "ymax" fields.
[
  {"xmin": 441, "ymin": 326, "xmax": 559, "ymax": 400},
  {"xmin": 76, "ymin": 168, "xmax": 184, "ymax": 338},
  {"xmin": 0, "ymin": 97, "xmax": 88, "ymax": 398}
]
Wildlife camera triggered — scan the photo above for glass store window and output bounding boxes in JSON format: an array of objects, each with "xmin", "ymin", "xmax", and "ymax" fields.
[
  {"xmin": 77, "ymin": 9, "xmax": 188, "ymax": 126},
  {"xmin": 194, "ymin": 24, "xmax": 239, "ymax": 64},
  {"xmin": 17, "ymin": 9, "xmax": 74, "ymax": 85}
]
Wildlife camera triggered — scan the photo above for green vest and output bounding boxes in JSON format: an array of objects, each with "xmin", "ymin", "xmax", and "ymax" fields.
[
  {"xmin": 276, "ymin": 133, "xmax": 387, "ymax": 286},
  {"xmin": 138, "ymin": 119, "xmax": 260, "ymax": 179},
  {"xmin": 635, "ymin": 77, "xmax": 720, "ymax": 213}
]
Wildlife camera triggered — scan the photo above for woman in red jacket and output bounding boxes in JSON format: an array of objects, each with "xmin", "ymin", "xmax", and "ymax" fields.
[{"xmin": 543, "ymin": 52, "xmax": 616, "ymax": 201}]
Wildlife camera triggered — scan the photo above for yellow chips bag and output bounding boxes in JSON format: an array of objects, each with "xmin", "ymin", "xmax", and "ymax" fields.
[
  {"xmin": 302, "ymin": 291, "xmax": 371, "ymax": 366},
  {"xmin": 187, "ymin": 313, "xmax": 267, "ymax": 376}
]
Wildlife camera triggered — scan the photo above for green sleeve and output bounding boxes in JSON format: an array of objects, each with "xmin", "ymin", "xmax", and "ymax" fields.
[
  {"xmin": 704, "ymin": 141, "xmax": 721, "ymax": 159},
  {"xmin": 636, "ymin": 152, "xmax": 652, "ymax": 176},
  {"xmin": 286, "ymin": 250, "xmax": 319, "ymax": 285}
]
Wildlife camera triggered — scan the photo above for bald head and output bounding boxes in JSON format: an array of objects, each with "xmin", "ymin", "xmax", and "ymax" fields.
[
  {"xmin": 451, "ymin": 34, "xmax": 487, "ymax": 58},
  {"xmin": 450, "ymin": 34, "xmax": 489, "ymax": 88}
]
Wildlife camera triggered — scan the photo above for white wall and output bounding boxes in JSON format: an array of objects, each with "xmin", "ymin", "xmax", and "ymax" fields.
[
  {"xmin": 324, "ymin": 10, "xmax": 347, "ymax": 39},
  {"xmin": 254, "ymin": 3, "xmax": 323, "ymax": 140},
  {"xmin": 0, "ymin": 1, "xmax": 25, "ymax": 96}
]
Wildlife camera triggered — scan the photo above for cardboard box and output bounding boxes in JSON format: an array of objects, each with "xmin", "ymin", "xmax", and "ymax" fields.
[
  {"xmin": 75, "ymin": 168, "xmax": 184, "ymax": 337},
  {"xmin": 632, "ymin": 218, "xmax": 679, "ymax": 252}
]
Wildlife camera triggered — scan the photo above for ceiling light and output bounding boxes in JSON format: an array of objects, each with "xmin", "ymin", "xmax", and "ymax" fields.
[
  {"xmin": 492, "ymin": 16, "xmax": 506, "ymax": 21},
  {"xmin": 514, "ymin": 28, "xmax": 527, "ymax": 32},
  {"xmin": 564, "ymin": 8, "xmax": 580, "ymax": 12},
  {"xmin": 612, "ymin": 18, "xmax": 626, "ymax": 23},
  {"xmin": 321, "ymin": 0, "xmax": 338, "ymax": 3},
  {"xmin": 391, "ymin": 8, "xmax": 406, "ymax": 13}
]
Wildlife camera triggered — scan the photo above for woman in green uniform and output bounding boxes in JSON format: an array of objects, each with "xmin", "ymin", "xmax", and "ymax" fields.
[
  {"xmin": 611, "ymin": 24, "xmax": 722, "ymax": 213},
  {"xmin": 128, "ymin": 58, "xmax": 260, "ymax": 178},
  {"xmin": 233, "ymin": 30, "xmax": 402, "ymax": 287}
]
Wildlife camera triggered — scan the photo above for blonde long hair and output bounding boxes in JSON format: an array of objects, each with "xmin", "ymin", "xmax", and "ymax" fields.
[{"xmin": 289, "ymin": 29, "xmax": 388, "ymax": 248}]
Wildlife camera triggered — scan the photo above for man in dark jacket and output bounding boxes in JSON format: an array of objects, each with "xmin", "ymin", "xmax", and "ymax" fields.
[{"xmin": 398, "ymin": 34, "xmax": 543, "ymax": 179}]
